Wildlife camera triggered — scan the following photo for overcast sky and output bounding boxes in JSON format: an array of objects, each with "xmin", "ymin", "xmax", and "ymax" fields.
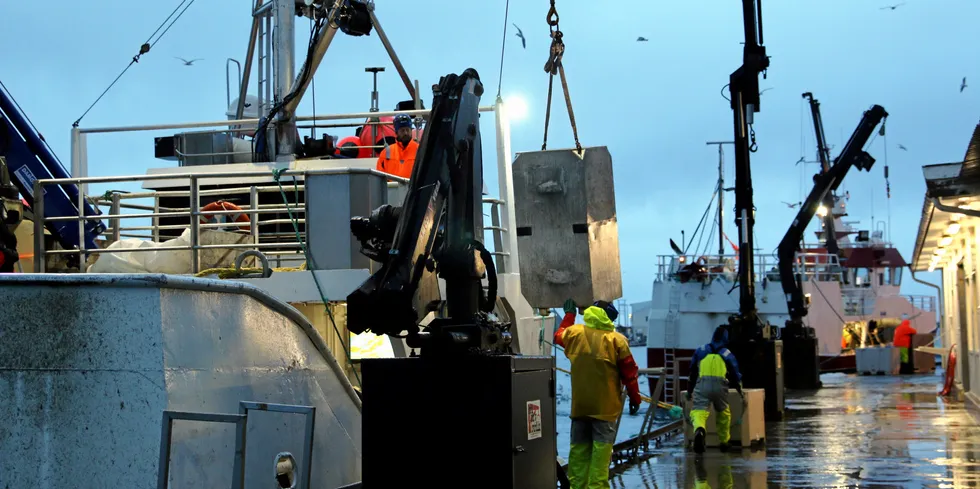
[{"xmin": 3, "ymin": 0, "xmax": 977, "ymax": 307}]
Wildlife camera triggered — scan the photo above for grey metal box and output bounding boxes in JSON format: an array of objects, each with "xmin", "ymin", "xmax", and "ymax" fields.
[
  {"xmin": 305, "ymin": 172, "xmax": 387, "ymax": 271},
  {"xmin": 513, "ymin": 146, "xmax": 622, "ymax": 308}
]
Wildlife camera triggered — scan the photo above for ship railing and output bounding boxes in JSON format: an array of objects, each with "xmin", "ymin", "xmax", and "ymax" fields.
[
  {"xmin": 64, "ymin": 104, "xmax": 523, "ymax": 276},
  {"xmin": 654, "ymin": 252, "xmax": 843, "ymax": 283},
  {"xmin": 30, "ymin": 169, "xmax": 406, "ymax": 273},
  {"xmin": 31, "ymin": 169, "xmax": 515, "ymax": 274},
  {"xmin": 906, "ymin": 294, "xmax": 937, "ymax": 313}
]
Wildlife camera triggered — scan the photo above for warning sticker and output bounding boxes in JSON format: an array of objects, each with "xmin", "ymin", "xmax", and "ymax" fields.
[
  {"xmin": 527, "ymin": 400, "xmax": 542, "ymax": 440},
  {"xmin": 13, "ymin": 166, "xmax": 45, "ymax": 197}
]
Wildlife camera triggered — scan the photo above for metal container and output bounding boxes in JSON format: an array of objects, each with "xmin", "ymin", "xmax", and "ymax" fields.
[
  {"xmin": 856, "ymin": 346, "xmax": 901, "ymax": 375},
  {"xmin": 513, "ymin": 146, "xmax": 622, "ymax": 308},
  {"xmin": 305, "ymin": 172, "xmax": 388, "ymax": 271}
]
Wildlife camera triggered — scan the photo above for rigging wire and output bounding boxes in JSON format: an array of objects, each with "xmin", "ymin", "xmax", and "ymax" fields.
[
  {"xmin": 684, "ymin": 185, "xmax": 719, "ymax": 256},
  {"xmin": 310, "ymin": 15, "xmax": 317, "ymax": 138},
  {"xmin": 73, "ymin": 0, "xmax": 197, "ymax": 127},
  {"xmin": 495, "ymin": 0, "xmax": 511, "ymax": 98},
  {"xmin": 883, "ymin": 127, "xmax": 891, "ymax": 245}
]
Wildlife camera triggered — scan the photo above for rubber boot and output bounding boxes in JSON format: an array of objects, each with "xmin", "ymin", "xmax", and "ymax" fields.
[
  {"xmin": 694, "ymin": 427, "xmax": 706, "ymax": 454},
  {"xmin": 719, "ymin": 442, "xmax": 730, "ymax": 452}
]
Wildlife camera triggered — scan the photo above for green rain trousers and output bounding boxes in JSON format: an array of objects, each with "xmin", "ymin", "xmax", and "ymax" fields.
[
  {"xmin": 689, "ymin": 354, "xmax": 733, "ymax": 444},
  {"xmin": 568, "ymin": 417, "xmax": 617, "ymax": 489}
]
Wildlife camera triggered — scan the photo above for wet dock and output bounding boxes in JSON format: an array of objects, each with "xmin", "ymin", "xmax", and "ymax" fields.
[{"xmin": 609, "ymin": 372, "xmax": 980, "ymax": 488}]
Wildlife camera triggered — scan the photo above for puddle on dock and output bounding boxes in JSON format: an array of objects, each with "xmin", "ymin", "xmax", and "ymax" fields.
[{"xmin": 602, "ymin": 371, "xmax": 980, "ymax": 488}]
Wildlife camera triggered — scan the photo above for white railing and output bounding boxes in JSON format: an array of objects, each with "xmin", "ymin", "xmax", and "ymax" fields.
[{"xmin": 654, "ymin": 252, "xmax": 843, "ymax": 283}]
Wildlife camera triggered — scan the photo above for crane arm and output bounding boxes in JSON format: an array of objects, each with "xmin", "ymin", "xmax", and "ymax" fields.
[
  {"xmin": 346, "ymin": 68, "xmax": 508, "ymax": 355},
  {"xmin": 777, "ymin": 104, "xmax": 888, "ymax": 324}
]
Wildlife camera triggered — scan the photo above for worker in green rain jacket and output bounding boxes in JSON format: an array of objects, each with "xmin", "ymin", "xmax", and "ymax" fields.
[
  {"xmin": 555, "ymin": 299, "xmax": 642, "ymax": 489},
  {"xmin": 687, "ymin": 326, "xmax": 744, "ymax": 454}
]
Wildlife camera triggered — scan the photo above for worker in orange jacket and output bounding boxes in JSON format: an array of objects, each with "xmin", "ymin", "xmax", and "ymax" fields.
[
  {"xmin": 375, "ymin": 114, "xmax": 418, "ymax": 180},
  {"xmin": 893, "ymin": 313, "xmax": 918, "ymax": 374},
  {"xmin": 555, "ymin": 299, "xmax": 641, "ymax": 489}
]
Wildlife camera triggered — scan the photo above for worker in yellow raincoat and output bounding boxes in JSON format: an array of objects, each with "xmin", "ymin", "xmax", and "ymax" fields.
[
  {"xmin": 555, "ymin": 299, "xmax": 642, "ymax": 489},
  {"xmin": 687, "ymin": 326, "xmax": 743, "ymax": 454}
]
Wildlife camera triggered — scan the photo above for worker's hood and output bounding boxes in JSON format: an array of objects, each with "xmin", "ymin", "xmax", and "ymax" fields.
[
  {"xmin": 583, "ymin": 306, "xmax": 616, "ymax": 332},
  {"xmin": 709, "ymin": 327, "xmax": 729, "ymax": 351}
]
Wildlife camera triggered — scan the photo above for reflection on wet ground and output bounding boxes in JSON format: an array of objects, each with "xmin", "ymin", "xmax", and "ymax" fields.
[{"xmin": 612, "ymin": 372, "xmax": 980, "ymax": 488}]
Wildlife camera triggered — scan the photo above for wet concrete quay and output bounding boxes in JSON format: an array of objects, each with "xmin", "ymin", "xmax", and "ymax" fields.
[{"xmin": 610, "ymin": 372, "xmax": 980, "ymax": 488}]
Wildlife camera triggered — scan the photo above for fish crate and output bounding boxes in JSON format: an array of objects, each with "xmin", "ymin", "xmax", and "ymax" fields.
[{"xmin": 855, "ymin": 346, "xmax": 900, "ymax": 375}]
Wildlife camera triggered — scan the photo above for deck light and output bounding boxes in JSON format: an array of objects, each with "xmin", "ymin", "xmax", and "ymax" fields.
[
  {"xmin": 934, "ymin": 247, "xmax": 946, "ymax": 256},
  {"xmin": 946, "ymin": 222, "xmax": 961, "ymax": 235},
  {"xmin": 816, "ymin": 205, "xmax": 828, "ymax": 217},
  {"xmin": 940, "ymin": 236, "xmax": 954, "ymax": 247}
]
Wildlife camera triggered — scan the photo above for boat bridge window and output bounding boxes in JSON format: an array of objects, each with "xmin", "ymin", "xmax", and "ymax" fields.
[
  {"xmin": 854, "ymin": 268, "xmax": 871, "ymax": 288},
  {"xmin": 891, "ymin": 267, "xmax": 902, "ymax": 286}
]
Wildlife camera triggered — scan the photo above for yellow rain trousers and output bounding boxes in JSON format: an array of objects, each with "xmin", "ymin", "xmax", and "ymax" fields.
[
  {"xmin": 690, "ymin": 354, "xmax": 733, "ymax": 445},
  {"xmin": 568, "ymin": 418, "xmax": 617, "ymax": 489}
]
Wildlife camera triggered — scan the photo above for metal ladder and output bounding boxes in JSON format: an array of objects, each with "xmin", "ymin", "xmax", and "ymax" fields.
[
  {"xmin": 255, "ymin": 9, "xmax": 273, "ymax": 119},
  {"xmin": 663, "ymin": 283, "xmax": 682, "ymax": 404}
]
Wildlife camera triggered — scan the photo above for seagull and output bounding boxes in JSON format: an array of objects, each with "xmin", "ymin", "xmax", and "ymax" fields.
[
  {"xmin": 880, "ymin": 2, "xmax": 905, "ymax": 10},
  {"xmin": 513, "ymin": 23, "xmax": 526, "ymax": 49},
  {"xmin": 961, "ymin": 77, "xmax": 968, "ymax": 93},
  {"xmin": 174, "ymin": 57, "xmax": 203, "ymax": 66},
  {"xmin": 637, "ymin": 36, "xmax": 648, "ymax": 42},
  {"xmin": 782, "ymin": 201, "xmax": 802, "ymax": 209},
  {"xmin": 898, "ymin": 144, "xmax": 908, "ymax": 151}
]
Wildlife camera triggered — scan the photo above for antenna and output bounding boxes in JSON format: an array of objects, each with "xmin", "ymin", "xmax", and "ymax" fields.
[{"xmin": 707, "ymin": 141, "xmax": 735, "ymax": 255}]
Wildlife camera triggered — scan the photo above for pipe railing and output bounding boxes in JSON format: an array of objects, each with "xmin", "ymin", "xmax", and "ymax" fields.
[{"xmin": 33, "ymin": 167, "xmax": 513, "ymax": 275}]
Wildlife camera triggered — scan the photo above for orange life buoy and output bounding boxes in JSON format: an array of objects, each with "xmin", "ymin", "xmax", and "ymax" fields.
[{"xmin": 200, "ymin": 200, "xmax": 250, "ymax": 232}]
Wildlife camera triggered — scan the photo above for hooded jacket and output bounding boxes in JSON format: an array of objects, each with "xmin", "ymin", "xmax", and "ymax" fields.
[
  {"xmin": 554, "ymin": 306, "xmax": 641, "ymax": 422},
  {"xmin": 688, "ymin": 328, "xmax": 743, "ymax": 395}
]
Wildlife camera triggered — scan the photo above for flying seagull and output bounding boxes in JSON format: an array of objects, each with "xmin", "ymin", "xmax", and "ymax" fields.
[
  {"xmin": 898, "ymin": 144, "xmax": 908, "ymax": 151},
  {"xmin": 782, "ymin": 201, "xmax": 801, "ymax": 209},
  {"xmin": 880, "ymin": 2, "xmax": 905, "ymax": 10},
  {"xmin": 174, "ymin": 57, "xmax": 203, "ymax": 66},
  {"xmin": 637, "ymin": 36, "xmax": 648, "ymax": 42},
  {"xmin": 513, "ymin": 23, "xmax": 525, "ymax": 49},
  {"xmin": 961, "ymin": 77, "xmax": 968, "ymax": 93}
]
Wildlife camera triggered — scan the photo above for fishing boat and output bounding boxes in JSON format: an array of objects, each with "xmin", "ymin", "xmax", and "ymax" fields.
[
  {"xmin": 0, "ymin": 1, "xmax": 556, "ymax": 487},
  {"xmin": 638, "ymin": 140, "xmax": 936, "ymax": 403}
]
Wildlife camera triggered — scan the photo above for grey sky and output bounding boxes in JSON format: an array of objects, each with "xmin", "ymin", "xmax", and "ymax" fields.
[{"xmin": 2, "ymin": 0, "xmax": 976, "ymax": 304}]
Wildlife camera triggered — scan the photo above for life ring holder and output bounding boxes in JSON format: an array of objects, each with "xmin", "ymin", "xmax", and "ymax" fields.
[{"xmin": 200, "ymin": 200, "xmax": 251, "ymax": 232}]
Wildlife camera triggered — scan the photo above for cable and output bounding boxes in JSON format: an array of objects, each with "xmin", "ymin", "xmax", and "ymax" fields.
[
  {"xmin": 720, "ymin": 83, "xmax": 731, "ymax": 103},
  {"xmin": 496, "ymin": 0, "xmax": 511, "ymax": 98},
  {"xmin": 73, "ymin": 0, "xmax": 197, "ymax": 126}
]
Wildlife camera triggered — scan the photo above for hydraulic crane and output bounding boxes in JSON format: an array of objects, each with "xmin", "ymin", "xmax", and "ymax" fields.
[
  {"xmin": 777, "ymin": 103, "xmax": 888, "ymax": 390},
  {"xmin": 722, "ymin": 0, "xmax": 787, "ymax": 421},
  {"xmin": 347, "ymin": 69, "xmax": 557, "ymax": 488},
  {"xmin": 802, "ymin": 92, "xmax": 841, "ymax": 255}
]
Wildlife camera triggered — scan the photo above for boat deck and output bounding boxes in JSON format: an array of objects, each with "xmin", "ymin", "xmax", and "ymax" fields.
[{"xmin": 611, "ymin": 372, "xmax": 980, "ymax": 488}]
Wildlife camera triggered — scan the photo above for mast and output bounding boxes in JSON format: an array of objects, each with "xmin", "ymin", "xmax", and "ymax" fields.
[
  {"xmin": 273, "ymin": 0, "xmax": 297, "ymax": 161},
  {"xmin": 707, "ymin": 141, "xmax": 734, "ymax": 255},
  {"xmin": 801, "ymin": 92, "xmax": 839, "ymax": 255}
]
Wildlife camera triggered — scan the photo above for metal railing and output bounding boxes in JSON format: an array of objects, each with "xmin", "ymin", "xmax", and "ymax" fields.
[
  {"xmin": 907, "ymin": 294, "xmax": 938, "ymax": 313},
  {"xmin": 654, "ymin": 252, "xmax": 843, "ymax": 283},
  {"xmin": 33, "ymin": 168, "xmax": 515, "ymax": 276},
  {"xmin": 32, "ymin": 168, "xmax": 405, "ymax": 273}
]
